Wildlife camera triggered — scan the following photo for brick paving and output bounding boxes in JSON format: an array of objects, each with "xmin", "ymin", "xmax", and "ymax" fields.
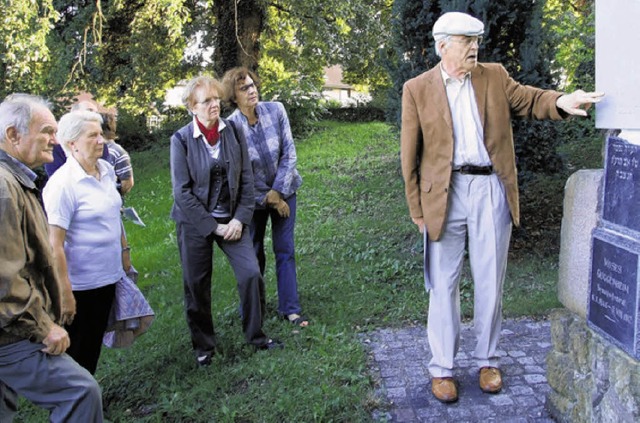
[{"xmin": 364, "ymin": 318, "xmax": 555, "ymax": 422}]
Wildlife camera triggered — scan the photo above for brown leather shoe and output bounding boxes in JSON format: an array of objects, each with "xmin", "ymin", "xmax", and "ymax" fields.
[
  {"xmin": 431, "ymin": 377, "xmax": 458, "ymax": 403},
  {"xmin": 479, "ymin": 367, "xmax": 502, "ymax": 393}
]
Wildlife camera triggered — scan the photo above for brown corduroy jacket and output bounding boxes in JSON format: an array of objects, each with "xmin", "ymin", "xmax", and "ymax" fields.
[{"xmin": 401, "ymin": 62, "xmax": 565, "ymax": 241}]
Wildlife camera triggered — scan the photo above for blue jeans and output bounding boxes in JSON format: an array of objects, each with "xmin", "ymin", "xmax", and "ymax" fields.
[{"xmin": 250, "ymin": 194, "xmax": 302, "ymax": 316}]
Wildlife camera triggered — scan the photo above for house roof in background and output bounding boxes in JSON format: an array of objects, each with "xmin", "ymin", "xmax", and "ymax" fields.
[{"xmin": 323, "ymin": 65, "xmax": 354, "ymax": 90}]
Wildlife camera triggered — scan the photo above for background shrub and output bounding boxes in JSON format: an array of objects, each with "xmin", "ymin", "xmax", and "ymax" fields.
[
  {"xmin": 117, "ymin": 107, "xmax": 190, "ymax": 152},
  {"xmin": 323, "ymin": 106, "xmax": 385, "ymax": 122},
  {"xmin": 116, "ymin": 110, "xmax": 155, "ymax": 152},
  {"xmin": 152, "ymin": 106, "xmax": 191, "ymax": 146}
]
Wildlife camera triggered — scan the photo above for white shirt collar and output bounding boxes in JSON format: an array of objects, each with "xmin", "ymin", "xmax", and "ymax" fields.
[
  {"xmin": 440, "ymin": 63, "xmax": 471, "ymax": 84},
  {"xmin": 67, "ymin": 156, "xmax": 110, "ymax": 181}
]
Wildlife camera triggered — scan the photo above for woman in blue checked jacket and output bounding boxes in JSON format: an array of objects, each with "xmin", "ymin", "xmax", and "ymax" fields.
[{"xmin": 222, "ymin": 67, "xmax": 308, "ymax": 328}]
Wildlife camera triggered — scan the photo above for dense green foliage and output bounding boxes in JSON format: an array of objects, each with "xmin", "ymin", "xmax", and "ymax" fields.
[
  {"xmin": 385, "ymin": 0, "xmax": 440, "ymax": 124},
  {"xmin": 545, "ymin": 0, "xmax": 595, "ymax": 92},
  {"xmin": 16, "ymin": 121, "xmax": 562, "ymax": 422},
  {"xmin": 544, "ymin": 0, "xmax": 601, "ymax": 169},
  {"xmin": 0, "ymin": 0, "xmax": 57, "ymax": 96},
  {"xmin": 0, "ymin": 1, "xmax": 391, "ymax": 118},
  {"xmin": 35, "ymin": 0, "xmax": 190, "ymax": 114},
  {"xmin": 1, "ymin": 0, "xmax": 600, "ymax": 158}
]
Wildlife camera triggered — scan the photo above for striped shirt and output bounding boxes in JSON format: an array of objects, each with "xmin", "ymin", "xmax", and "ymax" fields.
[{"xmin": 105, "ymin": 142, "xmax": 133, "ymax": 180}]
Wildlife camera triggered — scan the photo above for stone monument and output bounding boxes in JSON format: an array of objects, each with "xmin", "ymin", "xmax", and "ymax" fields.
[
  {"xmin": 588, "ymin": 137, "xmax": 640, "ymax": 361},
  {"xmin": 547, "ymin": 1, "xmax": 640, "ymax": 421}
]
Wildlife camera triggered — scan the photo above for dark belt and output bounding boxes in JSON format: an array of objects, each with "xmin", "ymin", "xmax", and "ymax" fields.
[
  {"xmin": 214, "ymin": 216, "xmax": 232, "ymax": 224},
  {"xmin": 452, "ymin": 165, "xmax": 493, "ymax": 175}
]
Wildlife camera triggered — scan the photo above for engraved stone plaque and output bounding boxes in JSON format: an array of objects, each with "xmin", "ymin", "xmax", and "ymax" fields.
[
  {"xmin": 588, "ymin": 228, "xmax": 640, "ymax": 360},
  {"xmin": 602, "ymin": 136, "xmax": 640, "ymax": 234}
]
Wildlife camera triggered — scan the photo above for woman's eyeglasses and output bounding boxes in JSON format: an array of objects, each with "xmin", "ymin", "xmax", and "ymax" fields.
[
  {"xmin": 239, "ymin": 82, "xmax": 256, "ymax": 93},
  {"xmin": 197, "ymin": 97, "xmax": 221, "ymax": 106}
]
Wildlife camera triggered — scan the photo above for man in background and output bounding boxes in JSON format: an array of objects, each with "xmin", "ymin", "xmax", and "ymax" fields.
[{"xmin": 44, "ymin": 98, "xmax": 108, "ymax": 177}]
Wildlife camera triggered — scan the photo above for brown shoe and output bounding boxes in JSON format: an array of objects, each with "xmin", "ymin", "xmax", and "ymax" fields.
[
  {"xmin": 479, "ymin": 367, "xmax": 502, "ymax": 393},
  {"xmin": 431, "ymin": 377, "xmax": 458, "ymax": 403}
]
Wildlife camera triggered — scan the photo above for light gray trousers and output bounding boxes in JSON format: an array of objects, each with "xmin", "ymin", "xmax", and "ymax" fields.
[
  {"xmin": 426, "ymin": 173, "xmax": 512, "ymax": 378},
  {"xmin": 0, "ymin": 339, "xmax": 103, "ymax": 422}
]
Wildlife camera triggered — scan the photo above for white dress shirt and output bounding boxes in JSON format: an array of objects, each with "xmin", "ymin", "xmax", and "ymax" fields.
[{"xmin": 440, "ymin": 65, "xmax": 492, "ymax": 167}]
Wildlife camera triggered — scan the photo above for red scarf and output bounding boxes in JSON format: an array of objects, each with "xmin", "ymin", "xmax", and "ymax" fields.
[{"xmin": 196, "ymin": 118, "xmax": 220, "ymax": 146}]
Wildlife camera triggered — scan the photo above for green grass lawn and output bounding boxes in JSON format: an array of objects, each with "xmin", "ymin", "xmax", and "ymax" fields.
[{"xmin": 17, "ymin": 120, "xmax": 562, "ymax": 422}]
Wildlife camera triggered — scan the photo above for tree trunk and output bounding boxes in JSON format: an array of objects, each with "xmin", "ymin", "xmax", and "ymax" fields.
[{"xmin": 213, "ymin": 0, "xmax": 265, "ymax": 77}]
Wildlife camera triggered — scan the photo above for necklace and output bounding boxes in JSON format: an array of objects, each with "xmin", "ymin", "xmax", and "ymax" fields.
[{"xmin": 79, "ymin": 160, "xmax": 100, "ymax": 180}]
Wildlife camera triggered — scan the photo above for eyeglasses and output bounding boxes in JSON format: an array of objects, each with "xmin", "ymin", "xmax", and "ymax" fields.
[
  {"xmin": 239, "ymin": 82, "xmax": 256, "ymax": 93},
  {"xmin": 197, "ymin": 97, "xmax": 221, "ymax": 106},
  {"xmin": 450, "ymin": 36, "xmax": 483, "ymax": 46}
]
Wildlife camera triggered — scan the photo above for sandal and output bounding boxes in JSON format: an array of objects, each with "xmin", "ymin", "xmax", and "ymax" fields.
[{"xmin": 285, "ymin": 313, "xmax": 309, "ymax": 327}]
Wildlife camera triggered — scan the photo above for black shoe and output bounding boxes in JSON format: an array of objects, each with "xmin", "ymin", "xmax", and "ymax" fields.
[{"xmin": 255, "ymin": 339, "xmax": 284, "ymax": 351}]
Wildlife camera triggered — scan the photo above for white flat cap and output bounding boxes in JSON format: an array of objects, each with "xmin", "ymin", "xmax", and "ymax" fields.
[{"xmin": 432, "ymin": 12, "xmax": 484, "ymax": 41}]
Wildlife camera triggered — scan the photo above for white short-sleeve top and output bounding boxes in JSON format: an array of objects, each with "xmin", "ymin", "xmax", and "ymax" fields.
[{"xmin": 43, "ymin": 157, "xmax": 125, "ymax": 291}]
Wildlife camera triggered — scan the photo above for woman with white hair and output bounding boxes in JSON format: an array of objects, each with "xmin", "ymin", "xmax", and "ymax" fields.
[{"xmin": 43, "ymin": 110, "xmax": 129, "ymax": 374}]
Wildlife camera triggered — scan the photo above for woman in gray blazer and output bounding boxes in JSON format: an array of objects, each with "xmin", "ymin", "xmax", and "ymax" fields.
[{"xmin": 170, "ymin": 75, "xmax": 282, "ymax": 366}]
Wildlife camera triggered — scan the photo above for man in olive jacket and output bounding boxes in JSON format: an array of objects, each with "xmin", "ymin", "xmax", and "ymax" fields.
[
  {"xmin": 0, "ymin": 94, "xmax": 103, "ymax": 422},
  {"xmin": 400, "ymin": 12, "xmax": 603, "ymax": 403}
]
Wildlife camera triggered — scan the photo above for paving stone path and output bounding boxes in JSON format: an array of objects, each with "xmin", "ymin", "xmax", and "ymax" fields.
[{"xmin": 364, "ymin": 318, "xmax": 556, "ymax": 422}]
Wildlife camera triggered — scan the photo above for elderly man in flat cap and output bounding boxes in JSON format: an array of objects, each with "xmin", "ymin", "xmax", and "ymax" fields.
[{"xmin": 401, "ymin": 11, "xmax": 603, "ymax": 403}]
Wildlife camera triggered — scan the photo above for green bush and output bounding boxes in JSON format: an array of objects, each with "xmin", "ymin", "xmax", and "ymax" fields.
[
  {"xmin": 260, "ymin": 76, "xmax": 327, "ymax": 139},
  {"xmin": 323, "ymin": 106, "xmax": 385, "ymax": 122},
  {"xmin": 117, "ymin": 107, "xmax": 191, "ymax": 152},
  {"xmin": 557, "ymin": 115, "xmax": 604, "ymax": 170},
  {"xmin": 116, "ymin": 110, "xmax": 155, "ymax": 152},
  {"xmin": 275, "ymin": 93, "xmax": 326, "ymax": 138},
  {"xmin": 368, "ymin": 88, "xmax": 389, "ymax": 111},
  {"xmin": 514, "ymin": 120, "xmax": 564, "ymax": 175},
  {"xmin": 323, "ymin": 98, "xmax": 343, "ymax": 109},
  {"xmin": 152, "ymin": 106, "xmax": 191, "ymax": 146}
]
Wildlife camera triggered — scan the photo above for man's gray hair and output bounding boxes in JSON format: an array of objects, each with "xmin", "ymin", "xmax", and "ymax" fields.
[
  {"xmin": 57, "ymin": 110, "xmax": 103, "ymax": 156},
  {"xmin": 0, "ymin": 94, "xmax": 52, "ymax": 144},
  {"xmin": 435, "ymin": 36, "xmax": 451, "ymax": 58}
]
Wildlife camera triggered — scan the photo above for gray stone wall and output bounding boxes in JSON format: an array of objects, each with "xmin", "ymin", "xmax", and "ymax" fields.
[{"xmin": 547, "ymin": 308, "xmax": 640, "ymax": 422}]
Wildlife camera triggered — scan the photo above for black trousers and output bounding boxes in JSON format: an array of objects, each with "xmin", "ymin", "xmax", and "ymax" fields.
[
  {"xmin": 176, "ymin": 221, "xmax": 268, "ymax": 357},
  {"xmin": 65, "ymin": 283, "xmax": 116, "ymax": 375}
]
